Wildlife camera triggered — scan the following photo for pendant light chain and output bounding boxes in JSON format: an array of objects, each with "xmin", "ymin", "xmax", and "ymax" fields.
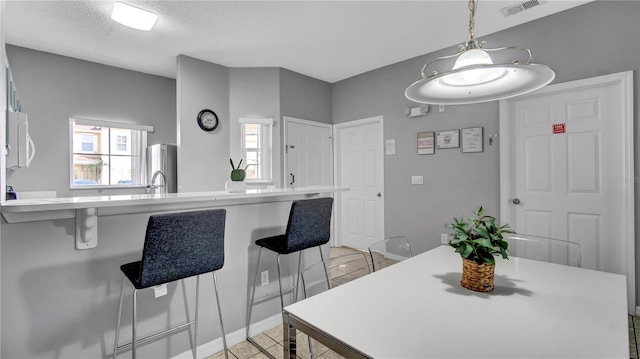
[{"xmin": 468, "ymin": 0, "xmax": 476, "ymax": 41}]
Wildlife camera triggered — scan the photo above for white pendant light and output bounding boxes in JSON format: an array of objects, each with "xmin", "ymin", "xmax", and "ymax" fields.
[
  {"xmin": 111, "ymin": 2, "xmax": 158, "ymax": 31},
  {"xmin": 405, "ymin": 0, "xmax": 555, "ymax": 105}
]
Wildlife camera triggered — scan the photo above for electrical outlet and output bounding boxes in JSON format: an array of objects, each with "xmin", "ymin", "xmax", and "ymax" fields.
[
  {"xmin": 441, "ymin": 233, "xmax": 449, "ymax": 244},
  {"xmin": 411, "ymin": 176, "xmax": 424, "ymax": 185},
  {"xmin": 154, "ymin": 283, "xmax": 168, "ymax": 298},
  {"xmin": 260, "ymin": 270, "xmax": 269, "ymax": 286},
  {"xmin": 439, "ymin": 104, "xmax": 445, "ymax": 112}
]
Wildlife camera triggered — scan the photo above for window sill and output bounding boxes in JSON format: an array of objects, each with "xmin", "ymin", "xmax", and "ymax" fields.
[{"xmin": 70, "ymin": 185, "xmax": 148, "ymax": 190}]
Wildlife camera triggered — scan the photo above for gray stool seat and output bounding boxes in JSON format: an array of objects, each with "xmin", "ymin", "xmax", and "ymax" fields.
[
  {"xmin": 254, "ymin": 235, "xmax": 293, "ymax": 254},
  {"xmin": 114, "ymin": 209, "xmax": 229, "ymax": 359}
]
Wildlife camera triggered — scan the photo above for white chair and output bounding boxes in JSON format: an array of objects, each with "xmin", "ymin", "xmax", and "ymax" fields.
[
  {"xmin": 503, "ymin": 234, "xmax": 581, "ymax": 267},
  {"xmin": 301, "ymin": 252, "xmax": 371, "ymax": 298},
  {"xmin": 300, "ymin": 252, "xmax": 371, "ymax": 359},
  {"xmin": 368, "ymin": 236, "xmax": 413, "ymax": 271}
]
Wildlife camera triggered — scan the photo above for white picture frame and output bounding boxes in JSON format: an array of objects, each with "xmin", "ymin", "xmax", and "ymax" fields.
[
  {"xmin": 462, "ymin": 127, "xmax": 484, "ymax": 153},
  {"xmin": 436, "ymin": 129, "xmax": 460, "ymax": 149}
]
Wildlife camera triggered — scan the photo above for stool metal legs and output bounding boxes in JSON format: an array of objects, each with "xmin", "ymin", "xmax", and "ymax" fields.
[
  {"xmin": 114, "ymin": 276, "xmax": 126, "ymax": 359},
  {"xmin": 132, "ymin": 288, "xmax": 138, "ymax": 358},
  {"xmin": 246, "ymin": 246, "xmax": 264, "ymax": 339},
  {"xmin": 246, "ymin": 246, "xmax": 326, "ymax": 359},
  {"xmin": 194, "ymin": 276, "xmax": 200, "ymax": 359},
  {"xmin": 114, "ymin": 273, "xmax": 228, "ymax": 359},
  {"xmin": 212, "ymin": 272, "xmax": 229, "ymax": 359}
]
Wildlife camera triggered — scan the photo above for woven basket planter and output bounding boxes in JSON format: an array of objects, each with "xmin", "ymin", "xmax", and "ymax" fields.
[{"xmin": 460, "ymin": 258, "xmax": 495, "ymax": 292}]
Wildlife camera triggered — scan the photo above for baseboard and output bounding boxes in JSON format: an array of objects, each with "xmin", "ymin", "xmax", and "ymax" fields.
[
  {"xmin": 171, "ymin": 313, "xmax": 283, "ymax": 359},
  {"xmin": 635, "ymin": 306, "xmax": 640, "ymax": 316}
]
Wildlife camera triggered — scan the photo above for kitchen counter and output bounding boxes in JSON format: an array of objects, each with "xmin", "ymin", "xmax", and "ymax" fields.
[
  {"xmin": 1, "ymin": 186, "xmax": 348, "ymax": 249},
  {"xmin": 1, "ymin": 186, "xmax": 347, "ymax": 220}
]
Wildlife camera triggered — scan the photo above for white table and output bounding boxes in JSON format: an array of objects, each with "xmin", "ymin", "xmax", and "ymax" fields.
[{"xmin": 283, "ymin": 245, "xmax": 629, "ymax": 358}]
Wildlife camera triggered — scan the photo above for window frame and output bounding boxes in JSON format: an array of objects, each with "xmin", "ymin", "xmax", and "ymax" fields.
[
  {"xmin": 239, "ymin": 117, "xmax": 273, "ymax": 184},
  {"xmin": 69, "ymin": 118, "xmax": 153, "ymax": 189}
]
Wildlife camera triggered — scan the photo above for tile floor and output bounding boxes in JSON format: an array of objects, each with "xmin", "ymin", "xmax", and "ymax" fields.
[
  {"xmin": 206, "ymin": 247, "xmax": 639, "ymax": 359},
  {"xmin": 631, "ymin": 316, "xmax": 639, "ymax": 359}
]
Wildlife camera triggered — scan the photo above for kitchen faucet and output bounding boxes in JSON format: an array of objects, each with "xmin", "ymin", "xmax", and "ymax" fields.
[{"xmin": 146, "ymin": 170, "xmax": 167, "ymax": 194}]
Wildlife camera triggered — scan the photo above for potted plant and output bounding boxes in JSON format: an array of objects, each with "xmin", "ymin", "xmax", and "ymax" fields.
[
  {"xmin": 229, "ymin": 158, "xmax": 246, "ymax": 181},
  {"xmin": 447, "ymin": 206, "xmax": 513, "ymax": 292}
]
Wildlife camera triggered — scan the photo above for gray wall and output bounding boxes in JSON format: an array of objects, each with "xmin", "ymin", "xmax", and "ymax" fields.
[
  {"xmin": 332, "ymin": 0, "xmax": 640, "ymax": 288},
  {"xmin": 280, "ymin": 68, "xmax": 332, "ymax": 124},
  {"xmin": 5, "ymin": 45, "xmax": 176, "ymax": 198},
  {"xmin": 176, "ymin": 55, "xmax": 230, "ymax": 192},
  {"xmin": 182, "ymin": 66, "xmax": 332, "ymax": 189},
  {"xmin": 229, "ymin": 68, "xmax": 282, "ymax": 186}
]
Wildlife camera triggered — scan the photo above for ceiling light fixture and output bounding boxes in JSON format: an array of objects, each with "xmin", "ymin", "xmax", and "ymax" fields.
[
  {"xmin": 405, "ymin": 0, "xmax": 555, "ymax": 105},
  {"xmin": 111, "ymin": 2, "xmax": 158, "ymax": 31}
]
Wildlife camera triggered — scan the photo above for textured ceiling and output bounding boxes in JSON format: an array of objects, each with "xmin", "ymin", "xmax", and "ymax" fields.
[{"xmin": 5, "ymin": 1, "xmax": 592, "ymax": 83}]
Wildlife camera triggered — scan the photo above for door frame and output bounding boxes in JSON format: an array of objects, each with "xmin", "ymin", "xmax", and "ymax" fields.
[
  {"xmin": 282, "ymin": 116, "xmax": 333, "ymax": 188},
  {"xmin": 332, "ymin": 115, "xmax": 385, "ymax": 248},
  {"xmin": 499, "ymin": 71, "xmax": 634, "ymax": 313}
]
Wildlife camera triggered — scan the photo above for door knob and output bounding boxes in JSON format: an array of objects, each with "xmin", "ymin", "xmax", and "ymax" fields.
[
  {"xmin": 377, "ymin": 192, "xmax": 381, "ymax": 197},
  {"xmin": 512, "ymin": 198, "xmax": 521, "ymax": 205}
]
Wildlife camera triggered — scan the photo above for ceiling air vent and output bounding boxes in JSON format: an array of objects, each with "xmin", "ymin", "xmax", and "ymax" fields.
[{"xmin": 501, "ymin": 0, "xmax": 544, "ymax": 17}]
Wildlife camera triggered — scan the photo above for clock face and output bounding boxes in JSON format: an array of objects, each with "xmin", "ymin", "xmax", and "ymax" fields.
[{"xmin": 197, "ymin": 109, "xmax": 219, "ymax": 131}]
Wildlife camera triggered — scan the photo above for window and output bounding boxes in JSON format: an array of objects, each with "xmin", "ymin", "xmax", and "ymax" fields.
[
  {"xmin": 116, "ymin": 135, "xmax": 127, "ymax": 152},
  {"xmin": 240, "ymin": 118, "xmax": 273, "ymax": 182},
  {"xmin": 69, "ymin": 118, "xmax": 153, "ymax": 187},
  {"xmin": 81, "ymin": 134, "xmax": 96, "ymax": 152}
]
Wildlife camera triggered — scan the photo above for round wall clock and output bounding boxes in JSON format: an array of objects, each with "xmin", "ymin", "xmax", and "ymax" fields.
[{"xmin": 197, "ymin": 109, "xmax": 219, "ymax": 132}]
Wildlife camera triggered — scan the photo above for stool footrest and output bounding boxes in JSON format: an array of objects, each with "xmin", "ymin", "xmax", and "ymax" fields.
[
  {"xmin": 251, "ymin": 286, "xmax": 296, "ymax": 306},
  {"xmin": 115, "ymin": 320, "xmax": 196, "ymax": 353}
]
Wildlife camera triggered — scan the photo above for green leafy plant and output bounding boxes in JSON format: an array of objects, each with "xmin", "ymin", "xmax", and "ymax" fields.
[{"xmin": 447, "ymin": 206, "xmax": 513, "ymax": 265}]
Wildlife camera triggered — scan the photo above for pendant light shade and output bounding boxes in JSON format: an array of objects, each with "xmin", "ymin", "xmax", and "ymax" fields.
[{"xmin": 405, "ymin": 0, "xmax": 555, "ymax": 105}]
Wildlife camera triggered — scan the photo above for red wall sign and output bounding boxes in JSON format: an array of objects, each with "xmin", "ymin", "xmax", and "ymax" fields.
[{"xmin": 552, "ymin": 123, "xmax": 566, "ymax": 134}]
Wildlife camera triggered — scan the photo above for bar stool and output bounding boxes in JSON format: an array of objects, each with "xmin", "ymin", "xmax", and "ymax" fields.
[
  {"xmin": 113, "ymin": 209, "xmax": 229, "ymax": 359},
  {"xmin": 246, "ymin": 197, "xmax": 334, "ymax": 357}
]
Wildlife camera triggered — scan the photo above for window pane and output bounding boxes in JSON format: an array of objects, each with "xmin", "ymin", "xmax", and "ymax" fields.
[
  {"xmin": 245, "ymin": 134, "xmax": 259, "ymax": 149},
  {"xmin": 72, "ymin": 155, "xmax": 108, "ymax": 185},
  {"xmin": 245, "ymin": 151, "xmax": 259, "ymax": 180},
  {"xmin": 110, "ymin": 155, "xmax": 133, "ymax": 185},
  {"xmin": 111, "ymin": 128, "xmax": 131, "ymax": 155},
  {"xmin": 245, "ymin": 123, "xmax": 260, "ymax": 135},
  {"xmin": 115, "ymin": 134, "xmax": 128, "ymax": 152}
]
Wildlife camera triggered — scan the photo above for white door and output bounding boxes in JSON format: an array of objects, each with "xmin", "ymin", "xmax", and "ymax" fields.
[
  {"xmin": 500, "ymin": 71, "xmax": 634, "ymax": 313},
  {"xmin": 334, "ymin": 116, "xmax": 384, "ymax": 251},
  {"xmin": 284, "ymin": 117, "xmax": 332, "ymax": 188}
]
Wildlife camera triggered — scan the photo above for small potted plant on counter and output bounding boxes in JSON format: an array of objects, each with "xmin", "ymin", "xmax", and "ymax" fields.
[
  {"xmin": 447, "ymin": 206, "xmax": 513, "ymax": 292},
  {"xmin": 229, "ymin": 158, "xmax": 246, "ymax": 181},
  {"xmin": 225, "ymin": 158, "xmax": 248, "ymax": 193}
]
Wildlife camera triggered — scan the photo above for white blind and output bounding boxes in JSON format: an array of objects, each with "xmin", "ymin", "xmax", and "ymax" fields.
[
  {"xmin": 71, "ymin": 118, "xmax": 154, "ymax": 132},
  {"xmin": 239, "ymin": 117, "xmax": 273, "ymax": 125}
]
